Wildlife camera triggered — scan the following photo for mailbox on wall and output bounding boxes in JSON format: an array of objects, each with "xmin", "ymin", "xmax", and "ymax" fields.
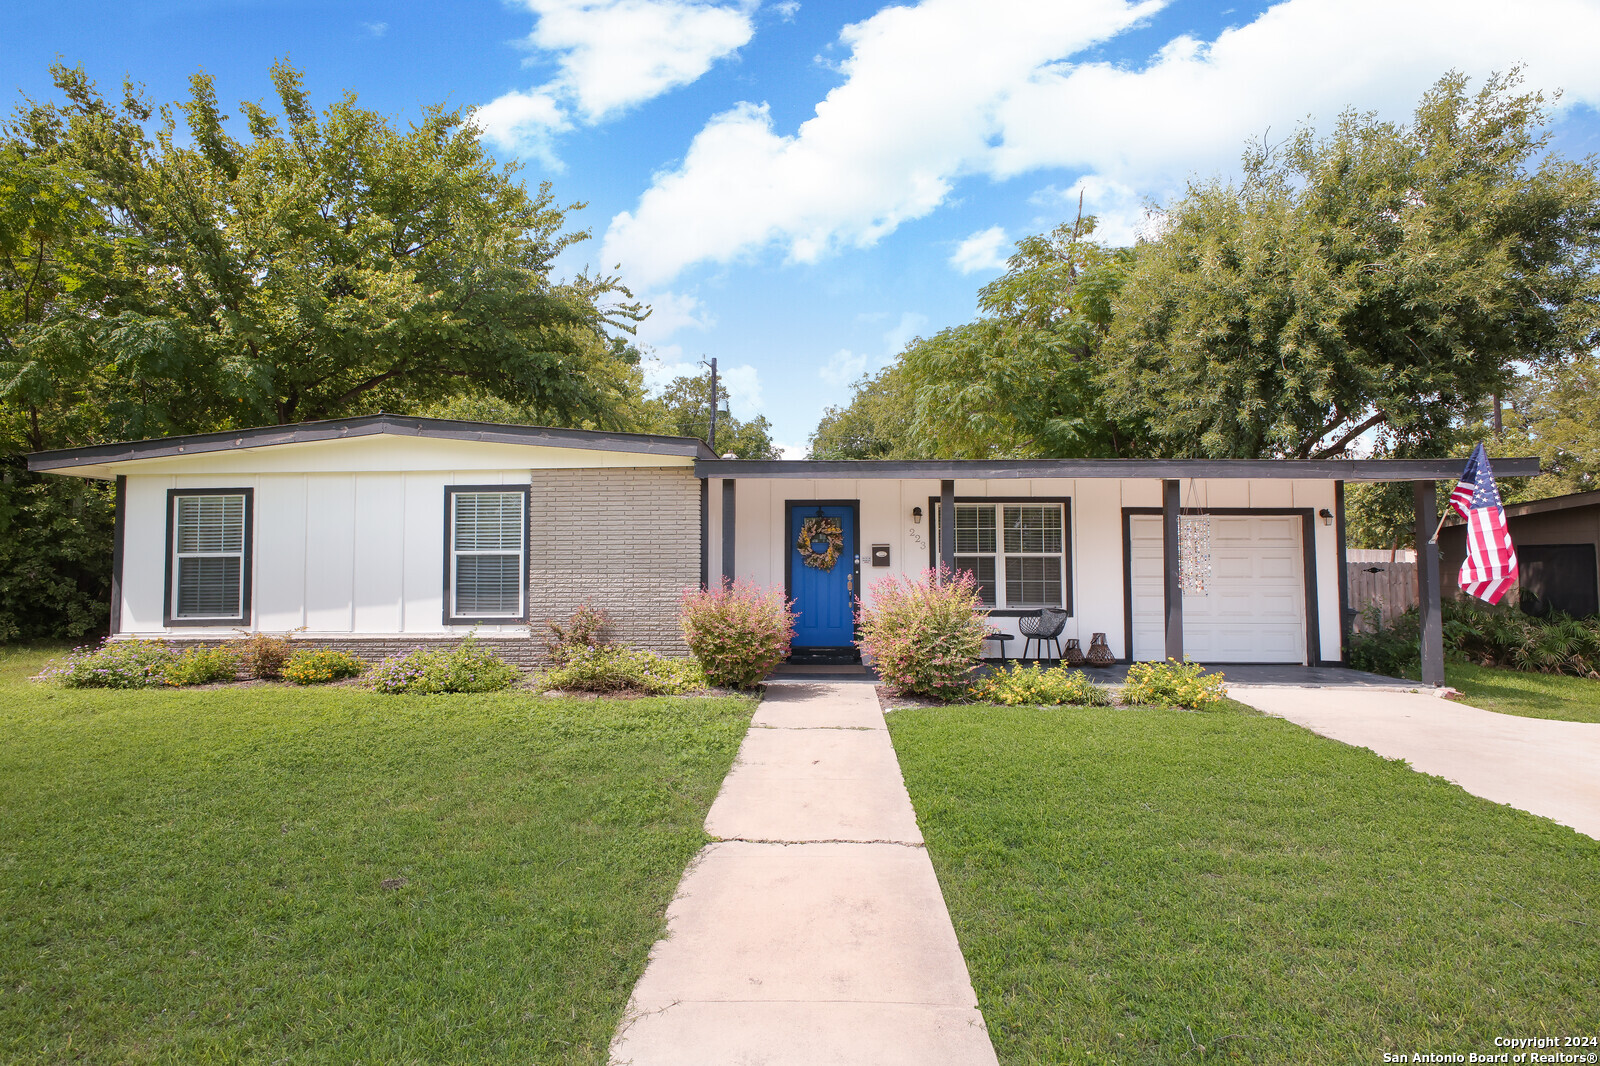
[{"xmin": 870, "ymin": 544, "xmax": 891, "ymax": 567}]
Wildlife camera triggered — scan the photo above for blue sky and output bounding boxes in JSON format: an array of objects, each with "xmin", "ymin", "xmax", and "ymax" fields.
[{"xmin": 7, "ymin": 0, "xmax": 1600, "ymax": 454}]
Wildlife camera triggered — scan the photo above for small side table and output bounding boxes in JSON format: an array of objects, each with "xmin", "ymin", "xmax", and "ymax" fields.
[{"xmin": 983, "ymin": 632, "xmax": 1013, "ymax": 662}]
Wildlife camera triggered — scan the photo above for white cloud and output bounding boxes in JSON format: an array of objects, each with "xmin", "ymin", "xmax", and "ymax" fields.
[
  {"xmin": 362, "ymin": 21, "xmax": 388, "ymax": 37},
  {"xmin": 819, "ymin": 311, "xmax": 928, "ymax": 387},
  {"xmin": 602, "ymin": 0, "xmax": 1600, "ymax": 287},
  {"xmin": 636, "ymin": 289, "xmax": 714, "ymax": 347},
  {"xmin": 772, "ymin": 0, "xmax": 800, "ymax": 19},
  {"xmin": 949, "ymin": 225, "xmax": 1009, "ymax": 274},
  {"xmin": 988, "ymin": 0, "xmax": 1600, "ymax": 188},
  {"xmin": 476, "ymin": 0, "xmax": 754, "ymax": 156},
  {"xmin": 772, "ymin": 439, "xmax": 810, "ymax": 459},
  {"xmin": 470, "ymin": 89, "xmax": 568, "ymax": 166}
]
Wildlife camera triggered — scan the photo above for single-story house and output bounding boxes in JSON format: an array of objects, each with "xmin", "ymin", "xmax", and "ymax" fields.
[
  {"xmin": 1440, "ymin": 488, "xmax": 1600, "ymax": 618},
  {"xmin": 27, "ymin": 415, "xmax": 1539, "ymax": 682}
]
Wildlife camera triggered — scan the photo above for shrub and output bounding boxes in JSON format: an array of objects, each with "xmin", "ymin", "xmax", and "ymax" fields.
[
  {"xmin": 856, "ymin": 568, "xmax": 987, "ymax": 699},
  {"xmin": 973, "ymin": 662, "xmax": 1112, "ymax": 706},
  {"xmin": 366, "ymin": 638, "xmax": 521, "ymax": 695},
  {"xmin": 541, "ymin": 600, "xmax": 615, "ymax": 664},
  {"xmin": 45, "ymin": 639, "xmax": 176, "ymax": 689},
  {"xmin": 232, "ymin": 630, "xmax": 298, "ymax": 680},
  {"xmin": 282, "ymin": 648, "xmax": 367, "ymax": 685},
  {"xmin": 1348, "ymin": 604, "xmax": 1421, "ymax": 677},
  {"xmin": 538, "ymin": 646, "xmax": 705, "ymax": 695},
  {"xmin": 1120, "ymin": 659, "xmax": 1228, "ymax": 709},
  {"xmin": 163, "ymin": 645, "xmax": 241, "ymax": 686},
  {"xmin": 679, "ymin": 580, "xmax": 795, "ymax": 689}
]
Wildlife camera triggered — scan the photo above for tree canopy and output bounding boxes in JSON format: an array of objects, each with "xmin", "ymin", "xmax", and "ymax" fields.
[
  {"xmin": 2, "ymin": 60, "xmax": 644, "ymax": 451},
  {"xmin": 1102, "ymin": 70, "xmax": 1600, "ymax": 461},
  {"xmin": 818, "ymin": 71, "xmax": 1600, "ymax": 474},
  {"xmin": 0, "ymin": 61, "xmax": 653, "ymax": 640}
]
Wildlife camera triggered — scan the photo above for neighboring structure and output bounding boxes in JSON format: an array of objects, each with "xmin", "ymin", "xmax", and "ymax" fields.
[
  {"xmin": 1440, "ymin": 489, "xmax": 1600, "ymax": 617},
  {"xmin": 27, "ymin": 416, "xmax": 1541, "ymax": 681}
]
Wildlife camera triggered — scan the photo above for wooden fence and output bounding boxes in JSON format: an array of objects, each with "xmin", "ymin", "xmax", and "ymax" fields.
[{"xmin": 1345, "ymin": 550, "xmax": 1418, "ymax": 631}]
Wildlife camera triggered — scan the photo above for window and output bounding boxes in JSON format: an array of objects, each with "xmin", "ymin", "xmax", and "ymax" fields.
[
  {"xmin": 445, "ymin": 487, "xmax": 528, "ymax": 622},
  {"xmin": 936, "ymin": 500, "xmax": 1069, "ymax": 611},
  {"xmin": 166, "ymin": 489, "xmax": 251, "ymax": 624}
]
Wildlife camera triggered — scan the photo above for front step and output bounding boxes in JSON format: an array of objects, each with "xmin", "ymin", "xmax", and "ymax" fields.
[{"xmin": 786, "ymin": 646, "xmax": 861, "ymax": 666}]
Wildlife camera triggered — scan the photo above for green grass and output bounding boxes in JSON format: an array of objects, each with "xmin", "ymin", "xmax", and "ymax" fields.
[
  {"xmin": 1441, "ymin": 662, "xmax": 1600, "ymax": 724},
  {"xmin": 889, "ymin": 699, "xmax": 1599, "ymax": 1065},
  {"xmin": 0, "ymin": 646, "xmax": 752, "ymax": 1064}
]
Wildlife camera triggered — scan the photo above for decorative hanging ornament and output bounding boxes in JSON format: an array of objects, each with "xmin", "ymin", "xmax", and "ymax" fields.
[
  {"xmin": 1178, "ymin": 479, "xmax": 1211, "ymax": 595},
  {"xmin": 796, "ymin": 515, "xmax": 845, "ymax": 570}
]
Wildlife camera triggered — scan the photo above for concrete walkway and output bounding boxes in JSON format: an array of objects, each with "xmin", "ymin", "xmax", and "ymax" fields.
[
  {"xmin": 610, "ymin": 682, "xmax": 998, "ymax": 1066},
  {"xmin": 1230, "ymin": 685, "xmax": 1600, "ymax": 840}
]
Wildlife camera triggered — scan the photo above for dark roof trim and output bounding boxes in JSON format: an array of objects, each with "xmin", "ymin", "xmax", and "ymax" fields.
[
  {"xmin": 27, "ymin": 414, "xmax": 717, "ymax": 473},
  {"xmin": 694, "ymin": 457, "xmax": 1542, "ymax": 481},
  {"xmin": 1443, "ymin": 486, "xmax": 1600, "ymax": 526}
]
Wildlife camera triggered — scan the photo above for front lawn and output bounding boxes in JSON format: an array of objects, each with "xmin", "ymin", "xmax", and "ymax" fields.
[
  {"xmin": 889, "ymin": 700, "xmax": 1599, "ymax": 1065},
  {"xmin": 1442, "ymin": 662, "xmax": 1600, "ymax": 724},
  {"xmin": 0, "ymin": 647, "xmax": 752, "ymax": 1064}
]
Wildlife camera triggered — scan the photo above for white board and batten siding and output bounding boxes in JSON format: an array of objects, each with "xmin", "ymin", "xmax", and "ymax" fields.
[
  {"xmin": 709, "ymin": 476, "xmax": 1342, "ymax": 664},
  {"xmin": 113, "ymin": 435, "xmax": 692, "ymax": 638}
]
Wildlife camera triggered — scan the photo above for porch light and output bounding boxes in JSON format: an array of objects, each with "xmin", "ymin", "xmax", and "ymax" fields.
[
  {"xmin": 1319, "ymin": 508, "xmax": 1335, "ymax": 526},
  {"xmin": 911, "ymin": 506, "xmax": 922, "ymax": 524}
]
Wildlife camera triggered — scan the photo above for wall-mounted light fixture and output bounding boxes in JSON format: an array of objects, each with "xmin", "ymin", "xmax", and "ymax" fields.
[
  {"xmin": 1319, "ymin": 508, "xmax": 1335, "ymax": 527},
  {"xmin": 911, "ymin": 506, "xmax": 923, "ymax": 524}
]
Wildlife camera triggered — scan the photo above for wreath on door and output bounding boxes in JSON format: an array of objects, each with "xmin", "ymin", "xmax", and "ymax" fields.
[{"xmin": 796, "ymin": 515, "xmax": 845, "ymax": 571}]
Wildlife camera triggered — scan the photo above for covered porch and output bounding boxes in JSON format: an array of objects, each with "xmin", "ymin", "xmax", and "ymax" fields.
[{"xmin": 698, "ymin": 456, "xmax": 1540, "ymax": 686}]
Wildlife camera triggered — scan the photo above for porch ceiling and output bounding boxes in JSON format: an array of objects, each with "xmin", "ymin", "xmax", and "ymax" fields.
[{"xmin": 693, "ymin": 457, "xmax": 1541, "ymax": 481}]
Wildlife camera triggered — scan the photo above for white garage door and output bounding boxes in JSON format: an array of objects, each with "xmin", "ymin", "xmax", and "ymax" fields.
[{"xmin": 1130, "ymin": 514, "xmax": 1307, "ymax": 664}]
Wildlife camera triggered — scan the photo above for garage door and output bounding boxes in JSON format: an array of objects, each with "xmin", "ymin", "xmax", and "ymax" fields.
[{"xmin": 1130, "ymin": 514, "xmax": 1307, "ymax": 664}]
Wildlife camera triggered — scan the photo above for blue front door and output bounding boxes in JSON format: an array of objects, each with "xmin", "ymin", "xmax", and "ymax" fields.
[{"xmin": 790, "ymin": 504, "xmax": 857, "ymax": 647}]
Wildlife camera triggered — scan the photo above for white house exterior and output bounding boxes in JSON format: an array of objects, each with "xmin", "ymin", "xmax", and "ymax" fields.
[{"xmin": 28, "ymin": 415, "xmax": 1540, "ymax": 677}]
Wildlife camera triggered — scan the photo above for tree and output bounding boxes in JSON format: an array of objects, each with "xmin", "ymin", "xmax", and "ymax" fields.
[
  {"xmin": 1100, "ymin": 70, "xmax": 1600, "ymax": 461},
  {"xmin": 640, "ymin": 370, "xmax": 779, "ymax": 459},
  {"xmin": 0, "ymin": 61, "xmax": 650, "ymax": 640},
  {"xmin": 809, "ymin": 362, "xmax": 921, "ymax": 459},
  {"xmin": 3, "ymin": 61, "xmax": 644, "ymax": 439}
]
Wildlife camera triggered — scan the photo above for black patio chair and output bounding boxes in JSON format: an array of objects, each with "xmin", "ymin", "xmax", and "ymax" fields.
[{"xmin": 1018, "ymin": 607, "xmax": 1068, "ymax": 661}]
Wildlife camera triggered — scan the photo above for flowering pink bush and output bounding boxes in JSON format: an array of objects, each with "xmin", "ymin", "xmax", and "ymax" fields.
[
  {"xmin": 679, "ymin": 580, "xmax": 796, "ymax": 689},
  {"xmin": 857, "ymin": 568, "xmax": 987, "ymax": 698}
]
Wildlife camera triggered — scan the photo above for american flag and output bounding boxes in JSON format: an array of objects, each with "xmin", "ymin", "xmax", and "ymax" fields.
[{"xmin": 1449, "ymin": 443, "xmax": 1518, "ymax": 604}]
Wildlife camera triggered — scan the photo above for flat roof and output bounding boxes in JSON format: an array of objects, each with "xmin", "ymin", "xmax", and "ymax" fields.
[
  {"xmin": 26, "ymin": 414, "xmax": 718, "ymax": 475},
  {"xmin": 694, "ymin": 457, "xmax": 1542, "ymax": 481}
]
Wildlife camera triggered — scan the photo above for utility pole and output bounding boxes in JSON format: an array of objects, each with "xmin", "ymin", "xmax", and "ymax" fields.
[{"xmin": 704, "ymin": 357, "xmax": 719, "ymax": 452}]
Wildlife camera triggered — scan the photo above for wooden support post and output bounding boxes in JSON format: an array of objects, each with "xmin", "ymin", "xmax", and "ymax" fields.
[
  {"xmin": 939, "ymin": 479, "xmax": 955, "ymax": 581},
  {"xmin": 1163, "ymin": 478, "xmax": 1183, "ymax": 663},
  {"xmin": 1335, "ymin": 480, "xmax": 1351, "ymax": 665},
  {"xmin": 1413, "ymin": 480, "xmax": 1445, "ymax": 687},
  {"xmin": 721, "ymin": 478, "xmax": 736, "ymax": 586}
]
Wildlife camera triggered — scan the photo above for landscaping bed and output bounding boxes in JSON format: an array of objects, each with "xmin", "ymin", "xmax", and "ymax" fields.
[
  {"xmin": 0, "ymin": 645, "xmax": 753, "ymax": 1064},
  {"xmin": 888, "ymin": 698, "xmax": 1599, "ymax": 1064}
]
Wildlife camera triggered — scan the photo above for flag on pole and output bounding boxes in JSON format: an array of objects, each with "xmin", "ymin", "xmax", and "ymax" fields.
[{"xmin": 1449, "ymin": 443, "xmax": 1518, "ymax": 605}]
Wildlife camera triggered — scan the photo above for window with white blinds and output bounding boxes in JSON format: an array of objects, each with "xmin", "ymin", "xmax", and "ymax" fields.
[
  {"xmin": 448, "ymin": 489, "xmax": 527, "ymax": 620},
  {"xmin": 169, "ymin": 492, "xmax": 249, "ymax": 621},
  {"xmin": 935, "ymin": 500, "xmax": 1069, "ymax": 611}
]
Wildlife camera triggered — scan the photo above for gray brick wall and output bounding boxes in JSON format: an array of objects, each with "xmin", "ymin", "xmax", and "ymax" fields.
[{"xmin": 526, "ymin": 465, "xmax": 701, "ymax": 659}]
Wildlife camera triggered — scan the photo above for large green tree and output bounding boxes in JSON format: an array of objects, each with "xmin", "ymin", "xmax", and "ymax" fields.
[
  {"xmin": 0, "ymin": 61, "xmax": 649, "ymax": 640},
  {"xmin": 4, "ymin": 61, "xmax": 643, "ymax": 439},
  {"xmin": 1101, "ymin": 70, "xmax": 1600, "ymax": 461},
  {"xmin": 817, "ymin": 219, "xmax": 1132, "ymax": 460}
]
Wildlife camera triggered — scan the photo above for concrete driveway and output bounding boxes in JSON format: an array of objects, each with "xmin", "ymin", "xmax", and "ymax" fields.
[{"xmin": 1229, "ymin": 684, "xmax": 1600, "ymax": 840}]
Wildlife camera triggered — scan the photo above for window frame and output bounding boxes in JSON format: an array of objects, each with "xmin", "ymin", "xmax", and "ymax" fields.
[
  {"xmin": 163, "ymin": 487, "xmax": 253, "ymax": 627},
  {"xmin": 929, "ymin": 496, "xmax": 1073, "ymax": 616},
  {"xmin": 442, "ymin": 484, "xmax": 531, "ymax": 625}
]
